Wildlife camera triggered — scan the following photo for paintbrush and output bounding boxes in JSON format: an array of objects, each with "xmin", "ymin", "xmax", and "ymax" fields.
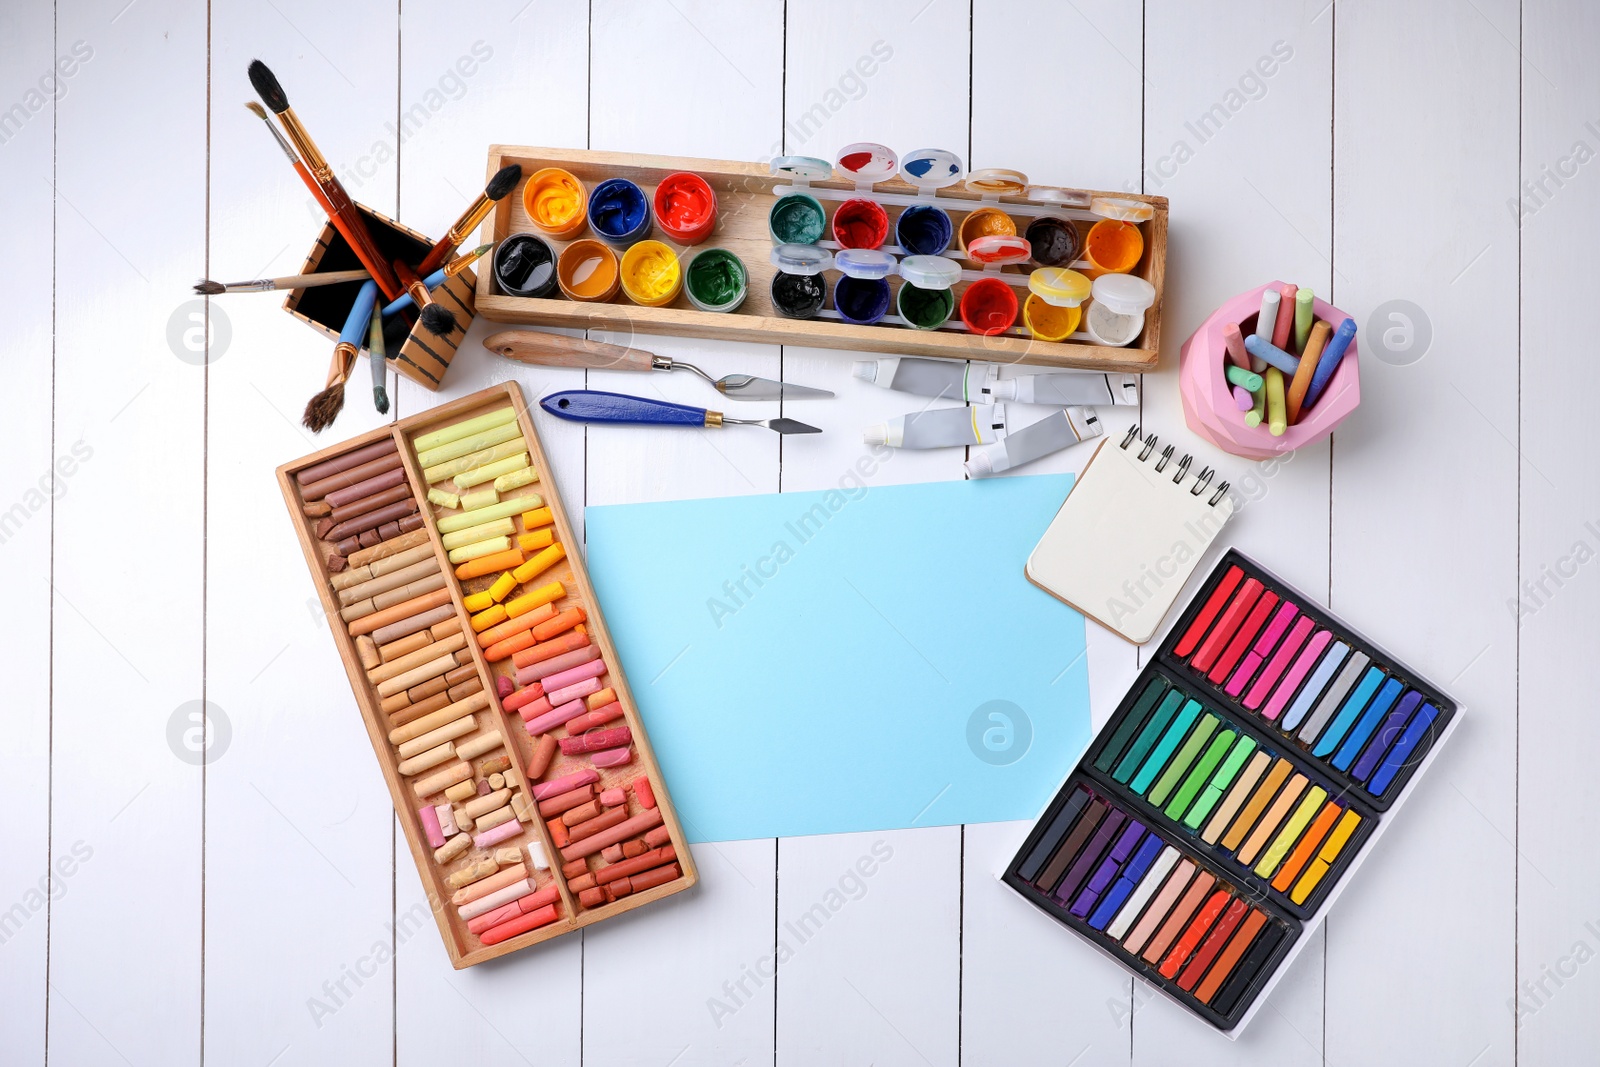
[
  {"xmin": 380, "ymin": 244, "xmax": 491, "ymax": 315},
  {"xmin": 247, "ymin": 60, "xmax": 404, "ymax": 303},
  {"xmin": 243, "ymin": 100, "xmax": 338, "ymax": 221},
  {"xmin": 367, "ymin": 300, "xmax": 389, "ymax": 416},
  {"xmin": 194, "ymin": 269, "xmax": 369, "ymax": 295},
  {"xmin": 414, "ymin": 165, "xmax": 521, "ymax": 276},
  {"xmin": 304, "ymin": 279, "xmax": 379, "ymax": 432},
  {"xmin": 392, "ymin": 258, "xmax": 457, "ymax": 335}
]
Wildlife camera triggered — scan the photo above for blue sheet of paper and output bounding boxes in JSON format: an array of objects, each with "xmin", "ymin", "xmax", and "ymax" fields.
[{"xmin": 584, "ymin": 474, "xmax": 1090, "ymax": 843}]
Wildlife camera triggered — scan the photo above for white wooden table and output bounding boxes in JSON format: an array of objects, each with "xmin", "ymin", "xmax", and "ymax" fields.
[{"xmin": 4, "ymin": 1, "xmax": 1581, "ymax": 1063}]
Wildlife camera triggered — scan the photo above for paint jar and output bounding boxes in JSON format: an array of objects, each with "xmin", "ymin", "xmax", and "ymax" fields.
[
  {"xmin": 896, "ymin": 255, "xmax": 961, "ymax": 330},
  {"xmin": 618, "ymin": 239, "xmax": 681, "ymax": 307},
  {"xmin": 523, "ymin": 168, "xmax": 588, "ymax": 240},
  {"xmin": 769, "ymin": 193, "xmax": 827, "ymax": 244},
  {"xmin": 896, "ymin": 204, "xmax": 953, "ymax": 256},
  {"xmin": 684, "ymin": 247, "xmax": 748, "ymax": 313},
  {"xmin": 1023, "ymin": 268, "xmax": 1090, "ymax": 342},
  {"xmin": 958, "ymin": 207, "xmax": 1017, "ymax": 257},
  {"xmin": 832, "ymin": 248, "xmax": 896, "ymax": 326},
  {"xmin": 588, "ymin": 178, "xmax": 652, "ymax": 246},
  {"xmin": 832, "ymin": 197, "xmax": 890, "ymax": 250},
  {"xmin": 556, "ymin": 238, "xmax": 620, "ymax": 303},
  {"xmin": 653, "ymin": 171, "xmax": 718, "ymax": 245},
  {"xmin": 771, "ymin": 155, "xmax": 834, "ymax": 184},
  {"xmin": 492, "ymin": 233, "xmax": 558, "ymax": 298},
  {"xmin": 960, "ymin": 235, "xmax": 1030, "ymax": 336},
  {"xmin": 768, "ymin": 244, "xmax": 832, "ymax": 320},
  {"xmin": 1025, "ymin": 215, "xmax": 1084, "ymax": 268},
  {"xmin": 835, "ymin": 142, "xmax": 899, "ymax": 187},
  {"xmin": 1084, "ymin": 273, "xmax": 1156, "ymax": 347},
  {"xmin": 1083, "ymin": 196, "xmax": 1154, "ymax": 276}
]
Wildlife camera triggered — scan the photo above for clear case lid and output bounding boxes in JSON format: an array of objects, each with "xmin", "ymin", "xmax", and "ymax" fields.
[
  {"xmin": 769, "ymin": 243, "xmax": 835, "ymax": 275},
  {"xmin": 1091, "ymin": 273, "xmax": 1157, "ymax": 314},
  {"xmin": 834, "ymin": 248, "xmax": 897, "ymax": 280},
  {"xmin": 968, "ymin": 233, "xmax": 1032, "ymax": 267},
  {"xmin": 964, "ymin": 168, "xmax": 1029, "ymax": 197},
  {"xmin": 1026, "ymin": 185, "xmax": 1092, "ymax": 209},
  {"xmin": 770, "ymin": 155, "xmax": 833, "ymax": 184},
  {"xmin": 1089, "ymin": 196, "xmax": 1156, "ymax": 222},
  {"xmin": 898, "ymin": 254, "xmax": 962, "ymax": 290},
  {"xmin": 1028, "ymin": 267, "xmax": 1091, "ymax": 307},
  {"xmin": 835, "ymin": 142, "xmax": 899, "ymax": 185},
  {"xmin": 899, "ymin": 148, "xmax": 964, "ymax": 192}
]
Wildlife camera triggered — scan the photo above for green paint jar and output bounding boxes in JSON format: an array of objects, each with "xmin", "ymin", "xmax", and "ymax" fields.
[
  {"xmin": 684, "ymin": 248, "xmax": 748, "ymax": 313},
  {"xmin": 896, "ymin": 255, "xmax": 961, "ymax": 330},
  {"xmin": 769, "ymin": 193, "xmax": 826, "ymax": 244}
]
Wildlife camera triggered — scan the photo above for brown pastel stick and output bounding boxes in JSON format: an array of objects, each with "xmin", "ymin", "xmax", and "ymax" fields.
[
  {"xmin": 399, "ymin": 514, "xmax": 424, "ymax": 534},
  {"xmin": 444, "ymin": 663, "xmax": 477, "ymax": 686},
  {"xmin": 578, "ymin": 887, "xmax": 605, "ymax": 909},
  {"xmin": 380, "ymin": 690, "xmax": 412, "ymax": 715},
  {"xmin": 644, "ymin": 825, "xmax": 672, "ymax": 849},
  {"xmin": 447, "ymin": 677, "xmax": 482, "ymax": 702},
  {"xmin": 369, "ymin": 542, "xmax": 437, "ymax": 578},
  {"xmin": 622, "ymin": 840, "xmax": 647, "ymax": 859},
  {"xmin": 538, "ymin": 786, "xmax": 595, "ymax": 818},
  {"xmin": 560, "ymin": 800, "xmax": 602, "ymax": 826},
  {"xmin": 296, "ymin": 438, "xmax": 398, "ymax": 487},
  {"xmin": 327, "ymin": 554, "xmax": 348, "ymax": 572},
  {"xmin": 630, "ymin": 863, "xmax": 681, "ymax": 893},
  {"xmin": 347, "ymin": 528, "xmax": 431, "ymax": 570},
  {"xmin": 413, "ymin": 760, "xmax": 473, "ymax": 798},
  {"xmin": 356, "ymin": 635, "xmax": 380, "ymax": 669},
  {"xmin": 349, "ymin": 588, "xmax": 452, "ymax": 638},
  {"xmin": 389, "ymin": 691, "xmax": 489, "ymax": 745},
  {"xmin": 326, "ymin": 498, "xmax": 420, "ymax": 543},
  {"xmin": 527, "ymin": 734, "xmax": 558, "ymax": 779},
  {"xmin": 325, "ymin": 466, "xmax": 408, "ymax": 509},
  {"xmin": 371, "ymin": 574, "xmax": 447, "ymax": 612},
  {"xmin": 568, "ymin": 873, "xmax": 596, "ymax": 893},
  {"xmin": 368, "ymin": 632, "xmax": 467, "ymax": 685},
  {"xmin": 300, "ymin": 452, "xmax": 403, "ymax": 502},
  {"xmin": 326, "ymin": 485, "xmax": 415, "ymax": 533},
  {"xmin": 566, "ymin": 806, "xmax": 629, "ymax": 842},
  {"xmin": 303, "ymin": 500, "xmax": 332, "ymax": 518},
  {"xmin": 406, "ymin": 676, "xmax": 450, "ymax": 703},
  {"xmin": 378, "ymin": 629, "xmax": 433, "ymax": 663},
  {"xmin": 595, "ymin": 846, "xmax": 676, "ymax": 885},
  {"xmin": 390, "ymin": 690, "xmax": 452, "ymax": 728},
  {"xmin": 371, "ymin": 603, "xmax": 456, "ymax": 646},
  {"xmin": 607, "ymin": 878, "xmax": 633, "ymax": 899},
  {"xmin": 562, "ymin": 858, "xmax": 589, "ymax": 879},
  {"xmin": 376, "ymin": 652, "xmax": 458, "ymax": 698}
]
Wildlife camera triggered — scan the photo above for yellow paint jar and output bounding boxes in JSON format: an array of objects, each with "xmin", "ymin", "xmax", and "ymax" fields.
[
  {"xmin": 958, "ymin": 207, "xmax": 1017, "ymax": 257},
  {"xmin": 1024, "ymin": 268, "xmax": 1090, "ymax": 342},
  {"xmin": 523, "ymin": 167, "xmax": 588, "ymax": 240},
  {"xmin": 557, "ymin": 239, "xmax": 620, "ymax": 302},
  {"xmin": 619, "ymin": 240, "xmax": 681, "ymax": 307}
]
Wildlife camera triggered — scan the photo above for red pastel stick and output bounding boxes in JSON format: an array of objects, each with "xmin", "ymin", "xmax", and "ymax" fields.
[
  {"xmin": 1160, "ymin": 890, "xmax": 1231, "ymax": 978},
  {"xmin": 1208, "ymin": 591, "xmax": 1280, "ymax": 684},
  {"xmin": 1190, "ymin": 578, "xmax": 1263, "ymax": 673},
  {"xmin": 1178, "ymin": 898, "xmax": 1251, "ymax": 991},
  {"xmin": 1175, "ymin": 565, "xmax": 1245, "ymax": 658},
  {"xmin": 1272, "ymin": 283, "xmax": 1296, "ymax": 349}
]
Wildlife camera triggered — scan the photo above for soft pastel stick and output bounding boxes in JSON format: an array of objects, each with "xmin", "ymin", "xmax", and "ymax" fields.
[
  {"xmin": 1070, "ymin": 821, "xmax": 1146, "ymax": 918},
  {"xmin": 1232, "ymin": 385, "xmax": 1255, "ymax": 411},
  {"xmin": 1272, "ymin": 282, "xmax": 1297, "ymax": 348},
  {"xmin": 1293, "ymin": 288, "xmax": 1314, "ymax": 352},
  {"xmin": 1201, "ymin": 751, "xmax": 1270, "ymax": 844},
  {"xmin": 1131, "ymin": 701, "xmax": 1203, "ymax": 795},
  {"xmin": 1287, "ymin": 319, "xmax": 1330, "ymax": 423},
  {"xmin": 1254, "ymin": 288, "xmax": 1280, "ymax": 350},
  {"xmin": 1191, "ymin": 579, "xmax": 1264, "ymax": 673},
  {"xmin": 1290, "ymin": 809, "xmax": 1362, "ymax": 904},
  {"xmin": 1183, "ymin": 735, "xmax": 1258, "ymax": 829},
  {"xmin": 1086, "ymin": 832, "xmax": 1165, "ymax": 929},
  {"xmin": 1225, "ymin": 601, "xmax": 1299, "ymax": 697},
  {"xmin": 1210, "ymin": 921, "xmax": 1286, "ymax": 1014},
  {"xmin": 1209, "ymin": 591, "xmax": 1280, "ymax": 683},
  {"xmin": 1166, "ymin": 730, "xmax": 1237, "ymax": 820},
  {"xmin": 1279, "ymin": 641, "xmax": 1353, "ymax": 731},
  {"xmin": 1245, "ymin": 617, "xmax": 1316, "ymax": 711},
  {"xmin": 1366, "ymin": 702, "xmax": 1442, "ymax": 796},
  {"xmin": 1114, "ymin": 691, "xmax": 1185, "ymax": 784},
  {"xmin": 1177, "ymin": 897, "xmax": 1249, "ymax": 991},
  {"xmin": 1095, "ymin": 677, "xmax": 1170, "ymax": 773},
  {"xmin": 1225, "ymin": 364, "xmax": 1264, "ymax": 392},
  {"xmin": 1237, "ymin": 773, "xmax": 1307, "ymax": 865},
  {"xmin": 1175, "ymin": 565, "xmax": 1244, "ymax": 658},
  {"xmin": 1332, "ymin": 677, "xmax": 1405, "ymax": 770},
  {"xmin": 1018, "ymin": 787, "xmax": 1092, "ymax": 882},
  {"xmin": 1265, "ymin": 367, "xmax": 1288, "ymax": 436},
  {"xmin": 1351, "ymin": 689, "xmax": 1426, "ymax": 782},
  {"xmin": 1301, "ymin": 317, "xmax": 1357, "ymax": 410},
  {"xmin": 1220, "ymin": 759, "xmax": 1292, "ymax": 851},
  {"xmin": 1158, "ymin": 889, "xmax": 1230, "ymax": 977},
  {"xmin": 1122, "ymin": 858, "xmax": 1195, "ymax": 955},
  {"xmin": 1222, "ymin": 322, "xmax": 1251, "ymax": 369},
  {"xmin": 1142, "ymin": 872, "xmax": 1216, "ymax": 964},
  {"xmin": 1244, "ymin": 334, "xmax": 1302, "ymax": 375},
  {"xmin": 1105, "ymin": 844, "xmax": 1179, "ymax": 939},
  {"xmin": 1310, "ymin": 665, "xmax": 1385, "ymax": 756},
  {"xmin": 1148, "ymin": 712, "xmax": 1218, "ymax": 807},
  {"xmin": 1255, "ymin": 786, "xmax": 1327, "ymax": 877},
  {"xmin": 1271, "ymin": 802, "xmax": 1341, "ymax": 891},
  {"xmin": 1055, "ymin": 809, "xmax": 1127, "ymax": 904},
  {"xmin": 1195, "ymin": 909, "xmax": 1269, "ymax": 1004}
]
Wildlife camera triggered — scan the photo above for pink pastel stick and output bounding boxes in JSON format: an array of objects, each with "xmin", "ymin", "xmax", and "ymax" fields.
[
  {"xmin": 1244, "ymin": 616, "xmax": 1316, "ymax": 709},
  {"xmin": 473, "ymin": 819, "xmax": 523, "ymax": 848},
  {"xmin": 1224, "ymin": 601, "xmax": 1298, "ymax": 697},
  {"xmin": 534, "ymin": 768, "xmax": 600, "ymax": 801},
  {"xmin": 1272, "ymin": 282, "xmax": 1296, "ymax": 349},
  {"xmin": 419, "ymin": 805, "xmax": 444, "ymax": 848},
  {"xmin": 600, "ymin": 788, "xmax": 626, "ymax": 807},
  {"xmin": 1260, "ymin": 629, "xmax": 1333, "ymax": 720},
  {"xmin": 523, "ymin": 699, "xmax": 586, "ymax": 736},
  {"xmin": 467, "ymin": 900, "xmax": 522, "ymax": 935},
  {"xmin": 1222, "ymin": 323, "xmax": 1250, "ymax": 369},
  {"xmin": 592, "ymin": 746, "xmax": 633, "ymax": 768},
  {"xmin": 515, "ymin": 645, "xmax": 601, "ymax": 686},
  {"xmin": 539, "ymin": 657, "xmax": 607, "ymax": 693},
  {"xmin": 504, "ymin": 685, "xmax": 545, "ymax": 713},
  {"xmin": 1231, "ymin": 385, "xmax": 1254, "ymax": 411},
  {"xmin": 546, "ymin": 675, "xmax": 603, "ymax": 707}
]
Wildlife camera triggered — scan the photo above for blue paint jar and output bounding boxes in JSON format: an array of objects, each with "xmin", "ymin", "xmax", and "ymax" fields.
[
  {"xmin": 832, "ymin": 249, "xmax": 896, "ymax": 326},
  {"xmin": 588, "ymin": 178, "xmax": 652, "ymax": 246}
]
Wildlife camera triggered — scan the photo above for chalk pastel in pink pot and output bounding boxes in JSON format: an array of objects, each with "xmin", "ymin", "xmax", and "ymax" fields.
[{"xmin": 1179, "ymin": 280, "xmax": 1361, "ymax": 461}]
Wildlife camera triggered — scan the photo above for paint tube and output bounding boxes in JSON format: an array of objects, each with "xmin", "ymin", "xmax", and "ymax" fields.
[
  {"xmin": 987, "ymin": 372, "xmax": 1139, "ymax": 407},
  {"xmin": 863, "ymin": 404, "xmax": 1006, "ymax": 449},
  {"xmin": 964, "ymin": 407, "xmax": 1103, "ymax": 478},
  {"xmin": 852, "ymin": 356, "xmax": 994, "ymax": 403}
]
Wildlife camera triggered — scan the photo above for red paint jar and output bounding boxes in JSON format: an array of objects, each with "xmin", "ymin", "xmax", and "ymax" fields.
[
  {"xmin": 652, "ymin": 172, "xmax": 718, "ymax": 245},
  {"xmin": 831, "ymin": 197, "xmax": 890, "ymax": 250},
  {"xmin": 960, "ymin": 277, "xmax": 1019, "ymax": 336}
]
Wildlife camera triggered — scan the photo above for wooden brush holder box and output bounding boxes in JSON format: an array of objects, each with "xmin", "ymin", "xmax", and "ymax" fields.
[{"xmin": 284, "ymin": 204, "xmax": 477, "ymax": 391}]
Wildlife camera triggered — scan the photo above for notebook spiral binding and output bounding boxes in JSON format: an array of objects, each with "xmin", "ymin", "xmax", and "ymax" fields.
[{"xmin": 1119, "ymin": 425, "xmax": 1231, "ymax": 506}]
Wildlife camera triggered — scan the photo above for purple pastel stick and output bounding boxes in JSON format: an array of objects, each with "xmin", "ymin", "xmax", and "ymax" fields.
[
  {"xmin": 1351, "ymin": 689, "xmax": 1424, "ymax": 782},
  {"xmin": 1232, "ymin": 385, "xmax": 1255, "ymax": 411},
  {"xmin": 1054, "ymin": 809, "xmax": 1127, "ymax": 905},
  {"xmin": 1070, "ymin": 821, "xmax": 1147, "ymax": 917}
]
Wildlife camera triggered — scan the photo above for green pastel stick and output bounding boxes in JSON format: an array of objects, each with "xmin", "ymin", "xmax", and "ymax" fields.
[
  {"xmin": 1224, "ymin": 364, "xmax": 1263, "ymax": 392},
  {"xmin": 1183, "ymin": 735, "xmax": 1260, "ymax": 829},
  {"xmin": 1293, "ymin": 289, "xmax": 1314, "ymax": 353},
  {"xmin": 1148, "ymin": 712, "xmax": 1218, "ymax": 806},
  {"xmin": 1114, "ymin": 691, "xmax": 1185, "ymax": 784},
  {"xmin": 1166, "ymin": 729, "xmax": 1237, "ymax": 821},
  {"xmin": 1095, "ymin": 677, "xmax": 1171, "ymax": 774},
  {"xmin": 1131, "ymin": 700, "xmax": 1202, "ymax": 796}
]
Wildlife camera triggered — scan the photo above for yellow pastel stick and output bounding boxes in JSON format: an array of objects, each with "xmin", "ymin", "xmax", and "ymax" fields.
[
  {"xmin": 413, "ymin": 406, "xmax": 516, "ymax": 452},
  {"xmin": 519, "ymin": 529, "xmax": 554, "ymax": 553},
  {"xmin": 487, "ymin": 572, "xmax": 517, "ymax": 603},
  {"xmin": 1266, "ymin": 368, "xmax": 1287, "ymax": 437},
  {"xmin": 512, "ymin": 543, "xmax": 566, "ymax": 584}
]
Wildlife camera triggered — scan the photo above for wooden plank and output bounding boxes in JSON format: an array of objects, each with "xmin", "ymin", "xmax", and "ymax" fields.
[
  {"xmin": 391, "ymin": 3, "xmax": 590, "ymax": 1060},
  {"xmin": 959, "ymin": 3, "xmax": 1144, "ymax": 1063},
  {"xmin": 1511, "ymin": 2, "xmax": 1599, "ymax": 1062},
  {"xmin": 47, "ymin": 1, "xmax": 206, "ymax": 1063},
  {"xmin": 578, "ymin": 4, "xmax": 785, "ymax": 1063},
  {"xmin": 0, "ymin": 4, "xmax": 58, "ymax": 1062},
  {"xmin": 1328, "ymin": 2, "xmax": 1518, "ymax": 1064}
]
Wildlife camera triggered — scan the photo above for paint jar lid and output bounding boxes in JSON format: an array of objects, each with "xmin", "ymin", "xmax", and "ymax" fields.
[
  {"xmin": 1090, "ymin": 196, "xmax": 1155, "ymax": 222},
  {"xmin": 769, "ymin": 243, "xmax": 834, "ymax": 276},
  {"xmin": 1026, "ymin": 185, "xmax": 1092, "ymax": 209},
  {"xmin": 899, "ymin": 148, "xmax": 964, "ymax": 192},
  {"xmin": 835, "ymin": 142, "xmax": 899, "ymax": 185},
  {"xmin": 834, "ymin": 248, "xmax": 897, "ymax": 280},
  {"xmin": 899, "ymin": 254, "xmax": 962, "ymax": 291},
  {"xmin": 1029, "ymin": 267, "xmax": 1091, "ymax": 307},
  {"xmin": 1092, "ymin": 273, "xmax": 1156, "ymax": 315},
  {"xmin": 770, "ymin": 155, "xmax": 833, "ymax": 183},
  {"xmin": 968, "ymin": 234, "xmax": 1032, "ymax": 267},
  {"xmin": 964, "ymin": 168, "xmax": 1029, "ymax": 197}
]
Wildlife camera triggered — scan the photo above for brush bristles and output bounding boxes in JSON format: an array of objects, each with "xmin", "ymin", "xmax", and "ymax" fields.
[
  {"xmin": 373, "ymin": 386, "xmax": 390, "ymax": 416},
  {"xmin": 486, "ymin": 164, "xmax": 522, "ymax": 201},
  {"xmin": 302, "ymin": 383, "xmax": 346, "ymax": 432},
  {"xmin": 244, "ymin": 100, "xmax": 268, "ymax": 121},
  {"xmin": 193, "ymin": 279, "xmax": 226, "ymax": 295},
  {"xmin": 420, "ymin": 304, "xmax": 457, "ymax": 336},
  {"xmin": 247, "ymin": 59, "xmax": 289, "ymax": 114}
]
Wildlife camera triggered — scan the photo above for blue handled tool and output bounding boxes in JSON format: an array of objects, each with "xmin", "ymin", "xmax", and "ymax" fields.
[{"xmin": 540, "ymin": 390, "xmax": 821, "ymax": 435}]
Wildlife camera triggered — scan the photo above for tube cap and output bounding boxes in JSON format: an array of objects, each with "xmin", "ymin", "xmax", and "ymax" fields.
[
  {"xmin": 964, "ymin": 168, "xmax": 1029, "ymax": 196},
  {"xmin": 1026, "ymin": 185, "xmax": 1092, "ymax": 209},
  {"xmin": 863, "ymin": 422, "xmax": 892, "ymax": 447},
  {"xmin": 1028, "ymin": 267, "xmax": 1091, "ymax": 307},
  {"xmin": 1089, "ymin": 196, "xmax": 1155, "ymax": 222},
  {"xmin": 898, "ymin": 254, "xmax": 962, "ymax": 291},
  {"xmin": 852, "ymin": 361, "xmax": 880, "ymax": 383},
  {"xmin": 964, "ymin": 449, "xmax": 999, "ymax": 479},
  {"xmin": 836, "ymin": 142, "xmax": 898, "ymax": 184},
  {"xmin": 1091, "ymin": 273, "xmax": 1157, "ymax": 315},
  {"xmin": 968, "ymin": 234, "xmax": 1031, "ymax": 267},
  {"xmin": 770, "ymin": 155, "xmax": 833, "ymax": 182},
  {"xmin": 835, "ymin": 248, "xmax": 896, "ymax": 281},
  {"xmin": 899, "ymin": 148, "xmax": 963, "ymax": 192},
  {"xmin": 770, "ymin": 243, "xmax": 833, "ymax": 275}
]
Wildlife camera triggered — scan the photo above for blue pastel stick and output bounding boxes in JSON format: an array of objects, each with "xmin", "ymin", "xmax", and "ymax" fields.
[
  {"xmin": 339, "ymin": 280, "xmax": 380, "ymax": 345},
  {"xmin": 1366, "ymin": 701, "xmax": 1441, "ymax": 796},
  {"xmin": 1350, "ymin": 689, "xmax": 1424, "ymax": 782},
  {"xmin": 1280, "ymin": 641, "xmax": 1350, "ymax": 732},
  {"xmin": 381, "ymin": 267, "xmax": 449, "ymax": 316},
  {"xmin": 1301, "ymin": 317, "xmax": 1357, "ymax": 409},
  {"xmin": 1332, "ymin": 676, "xmax": 1404, "ymax": 771},
  {"xmin": 1088, "ymin": 833, "xmax": 1166, "ymax": 930},
  {"xmin": 1313, "ymin": 666, "xmax": 1385, "ymax": 757},
  {"xmin": 1243, "ymin": 333, "xmax": 1301, "ymax": 375},
  {"xmin": 1071, "ymin": 820, "xmax": 1146, "ymax": 918}
]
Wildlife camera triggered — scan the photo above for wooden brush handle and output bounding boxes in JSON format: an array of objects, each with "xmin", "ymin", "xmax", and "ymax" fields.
[
  {"xmin": 328, "ymin": 203, "xmax": 404, "ymax": 303},
  {"xmin": 483, "ymin": 331, "xmax": 655, "ymax": 373}
]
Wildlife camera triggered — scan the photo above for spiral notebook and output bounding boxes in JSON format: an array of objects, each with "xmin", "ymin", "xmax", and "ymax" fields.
[{"xmin": 1027, "ymin": 428, "xmax": 1236, "ymax": 644}]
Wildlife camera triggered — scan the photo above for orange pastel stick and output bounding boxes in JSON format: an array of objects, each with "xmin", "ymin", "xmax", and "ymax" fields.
[
  {"xmin": 532, "ymin": 607, "xmax": 586, "ymax": 642},
  {"xmin": 1159, "ymin": 890, "xmax": 1231, "ymax": 978},
  {"xmin": 1286, "ymin": 319, "xmax": 1330, "ymax": 424},
  {"xmin": 518, "ymin": 529, "xmax": 554, "ymax": 553},
  {"xmin": 512, "ymin": 631, "xmax": 591, "ymax": 670},
  {"xmin": 1271, "ymin": 802, "xmax": 1341, "ymax": 892},
  {"xmin": 477, "ymin": 602, "xmax": 558, "ymax": 648},
  {"xmin": 586, "ymin": 688, "xmax": 616, "ymax": 710},
  {"xmin": 456, "ymin": 548, "xmax": 525, "ymax": 580},
  {"xmin": 483, "ymin": 629, "xmax": 539, "ymax": 662},
  {"xmin": 479, "ymin": 902, "xmax": 560, "ymax": 945},
  {"xmin": 629, "ymin": 863, "xmax": 681, "ymax": 893},
  {"xmin": 522, "ymin": 507, "xmax": 553, "ymax": 528}
]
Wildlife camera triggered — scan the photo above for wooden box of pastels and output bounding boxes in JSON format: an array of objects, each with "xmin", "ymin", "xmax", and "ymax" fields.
[
  {"xmin": 277, "ymin": 383, "xmax": 696, "ymax": 967},
  {"xmin": 1003, "ymin": 551, "xmax": 1459, "ymax": 1032},
  {"xmin": 473, "ymin": 144, "xmax": 1167, "ymax": 373}
]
